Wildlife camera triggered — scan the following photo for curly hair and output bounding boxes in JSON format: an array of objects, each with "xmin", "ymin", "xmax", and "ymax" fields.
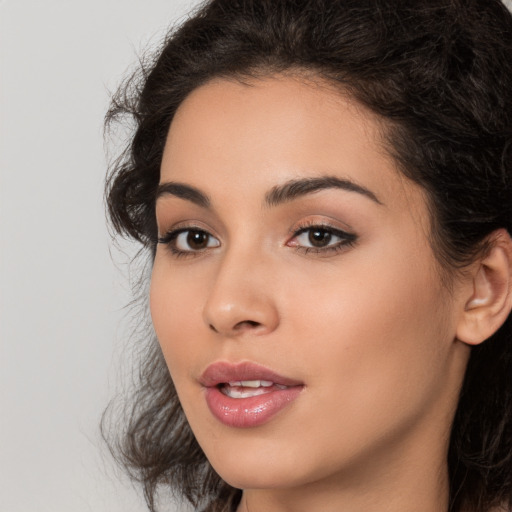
[{"xmin": 103, "ymin": 1, "xmax": 512, "ymax": 511}]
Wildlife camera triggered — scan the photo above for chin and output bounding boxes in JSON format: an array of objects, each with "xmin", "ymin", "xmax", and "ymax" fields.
[
  {"xmin": 198, "ymin": 434, "xmax": 327, "ymax": 491},
  {"xmin": 212, "ymin": 463, "xmax": 304, "ymax": 491}
]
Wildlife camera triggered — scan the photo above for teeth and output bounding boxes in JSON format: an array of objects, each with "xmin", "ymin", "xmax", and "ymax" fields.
[
  {"xmin": 228, "ymin": 380, "xmax": 274, "ymax": 388},
  {"xmin": 222, "ymin": 387, "xmax": 270, "ymax": 398},
  {"xmin": 221, "ymin": 380, "xmax": 288, "ymax": 399}
]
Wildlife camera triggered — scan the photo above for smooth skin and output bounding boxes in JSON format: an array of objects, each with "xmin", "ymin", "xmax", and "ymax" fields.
[{"xmin": 150, "ymin": 75, "xmax": 512, "ymax": 512}]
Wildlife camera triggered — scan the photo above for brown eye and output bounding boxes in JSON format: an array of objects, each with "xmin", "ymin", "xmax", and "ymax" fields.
[
  {"xmin": 175, "ymin": 229, "xmax": 220, "ymax": 251},
  {"xmin": 308, "ymin": 229, "xmax": 332, "ymax": 247},
  {"xmin": 291, "ymin": 225, "xmax": 357, "ymax": 254},
  {"xmin": 158, "ymin": 228, "xmax": 221, "ymax": 253},
  {"xmin": 187, "ymin": 230, "xmax": 210, "ymax": 249}
]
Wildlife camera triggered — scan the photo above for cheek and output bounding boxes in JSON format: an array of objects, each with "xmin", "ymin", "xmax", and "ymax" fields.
[
  {"xmin": 287, "ymin": 237, "xmax": 448, "ymax": 343},
  {"xmin": 287, "ymin": 232, "xmax": 452, "ymax": 381},
  {"xmin": 257, "ymin": 257, "xmax": 454, "ymax": 478},
  {"xmin": 149, "ymin": 260, "xmax": 204, "ymax": 381}
]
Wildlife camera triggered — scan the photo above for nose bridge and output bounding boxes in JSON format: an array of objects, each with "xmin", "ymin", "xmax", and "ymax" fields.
[{"xmin": 203, "ymin": 240, "xmax": 279, "ymax": 336}]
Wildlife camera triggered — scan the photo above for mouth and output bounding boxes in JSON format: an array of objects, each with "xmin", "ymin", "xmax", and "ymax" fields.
[
  {"xmin": 200, "ymin": 362, "xmax": 304, "ymax": 428},
  {"xmin": 200, "ymin": 361, "xmax": 303, "ymax": 388},
  {"xmin": 218, "ymin": 379, "xmax": 290, "ymax": 398}
]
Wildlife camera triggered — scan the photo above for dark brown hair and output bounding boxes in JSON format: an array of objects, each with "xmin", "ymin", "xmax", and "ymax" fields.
[{"xmin": 103, "ymin": 1, "xmax": 512, "ymax": 511}]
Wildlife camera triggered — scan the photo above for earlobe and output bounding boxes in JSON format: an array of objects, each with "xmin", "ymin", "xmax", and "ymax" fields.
[{"xmin": 456, "ymin": 229, "xmax": 512, "ymax": 346}]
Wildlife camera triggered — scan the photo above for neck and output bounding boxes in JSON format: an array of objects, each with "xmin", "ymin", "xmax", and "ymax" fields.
[
  {"xmin": 236, "ymin": 419, "xmax": 452, "ymax": 512},
  {"xmin": 238, "ymin": 463, "xmax": 449, "ymax": 512}
]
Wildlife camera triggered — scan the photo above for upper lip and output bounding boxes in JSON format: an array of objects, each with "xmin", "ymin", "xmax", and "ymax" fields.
[{"xmin": 199, "ymin": 361, "xmax": 303, "ymax": 388}]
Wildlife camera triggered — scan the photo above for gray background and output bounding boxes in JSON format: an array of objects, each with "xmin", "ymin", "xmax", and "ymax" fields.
[
  {"xmin": 1, "ymin": 1, "xmax": 511, "ymax": 511},
  {"xmin": 0, "ymin": 1, "xmax": 199, "ymax": 511}
]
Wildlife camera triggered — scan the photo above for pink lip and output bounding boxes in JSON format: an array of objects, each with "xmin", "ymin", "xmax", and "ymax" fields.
[{"xmin": 200, "ymin": 361, "xmax": 304, "ymax": 428}]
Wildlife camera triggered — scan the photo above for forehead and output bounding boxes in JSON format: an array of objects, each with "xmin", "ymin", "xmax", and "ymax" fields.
[{"xmin": 160, "ymin": 75, "xmax": 425, "ymax": 218}]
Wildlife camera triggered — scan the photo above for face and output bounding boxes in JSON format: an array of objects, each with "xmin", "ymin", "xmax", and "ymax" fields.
[{"xmin": 150, "ymin": 76, "xmax": 469, "ymax": 494}]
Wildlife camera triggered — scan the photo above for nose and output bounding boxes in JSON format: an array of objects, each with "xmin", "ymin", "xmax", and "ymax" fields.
[{"xmin": 202, "ymin": 250, "xmax": 280, "ymax": 337}]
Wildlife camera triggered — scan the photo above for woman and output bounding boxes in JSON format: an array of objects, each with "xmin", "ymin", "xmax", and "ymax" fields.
[{"xmin": 103, "ymin": 1, "xmax": 512, "ymax": 511}]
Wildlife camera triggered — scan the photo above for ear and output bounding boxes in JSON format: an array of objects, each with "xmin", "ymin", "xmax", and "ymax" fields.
[{"xmin": 456, "ymin": 229, "xmax": 512, "ymax": 346}]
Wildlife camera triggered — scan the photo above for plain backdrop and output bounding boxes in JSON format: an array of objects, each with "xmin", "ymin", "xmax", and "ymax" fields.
[
  {"xmin": 2, "ymin": 1, "xmax": 512, "ymax": 512},
  {"xmin": 0, "ymin": 1, "xmax": 200, "ymax": 511}
]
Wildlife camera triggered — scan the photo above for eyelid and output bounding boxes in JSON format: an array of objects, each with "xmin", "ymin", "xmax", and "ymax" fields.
[
  {"xmin": 287, "ymin": 218, "xmax": 355, "ymax": 238},
  {"xmin": 157, "ymin": 222, "xmax": 221, "ymax": 258},
  {"xmin": 157, "ymin": 227, "xmax": 220, "ymax": 245},
  {"xmin": 157, "ymin": 218, "xmax": 212, "ymax": 236},
  {"xmin": 286, "ymin": 220, "xmax": 358, "ymax": 255}
]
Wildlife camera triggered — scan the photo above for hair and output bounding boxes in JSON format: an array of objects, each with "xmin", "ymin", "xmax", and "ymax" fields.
[{"xmin": 103, "ymin": 1, "xmax": 512, "ymax": 511}]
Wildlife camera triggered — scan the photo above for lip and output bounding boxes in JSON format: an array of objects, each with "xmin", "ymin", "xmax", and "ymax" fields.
[
  {"xmin": 200, "ymin": 361, "xmax": 304, "ymax": 428},
  {"xmin": 200, "ymin": 361, "xmax": 303, "ymax": 387}
]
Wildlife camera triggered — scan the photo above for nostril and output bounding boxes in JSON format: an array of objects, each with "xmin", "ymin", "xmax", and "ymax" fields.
[
  {"xmin": 234, "ymin": 320, "xmax": 261, "ymax": 330},
  {"xmin": 208, "ymin": 320, "xmax": 260, "ymax": 334}
]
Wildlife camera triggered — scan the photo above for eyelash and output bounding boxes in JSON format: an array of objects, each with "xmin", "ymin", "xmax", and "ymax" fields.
[
  {"xmin": 157, "ymin": 227, "xmax": 219, "ymax": 259},
  {"xmin": 288, "ymin": 222, "xmax": 357, "ymax": 255},
  {"xmin": 157, "ymin": 223, "xmax": 357, "ymax": 258}
]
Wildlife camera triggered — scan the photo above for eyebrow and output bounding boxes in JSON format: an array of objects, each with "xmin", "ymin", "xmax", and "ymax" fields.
[
  {"xmin": 155, "ymin": 175, "xmax": 382, "ymax": 209},
  {"xmin": 264, "ymin": 176, "xmax": 382, "ymax": 207},
  {"xmin": 155, "ymin": 182, "xmax": 210, "ymax": 208}
]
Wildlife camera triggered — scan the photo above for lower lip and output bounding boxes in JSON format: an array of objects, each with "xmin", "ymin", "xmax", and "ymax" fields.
[{"xmin": 204, "ymin": 386, "xmax": 303, "ymax": 428}]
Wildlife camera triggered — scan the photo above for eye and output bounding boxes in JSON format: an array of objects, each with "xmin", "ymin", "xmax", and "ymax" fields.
[
  {"xmin": 174, "ymin": 230, "xmax": 219, "ymax": 251},
  {"xmin": 158, "ymin": 228, "xmax": 220, "ymax": 256},
  {"xmin": 296, "ymin": 227, "xmax": 338, "ymax": 248},
  {"xmin": 289, "ymin": 225, "xmax": 357, "ymax": 254}
]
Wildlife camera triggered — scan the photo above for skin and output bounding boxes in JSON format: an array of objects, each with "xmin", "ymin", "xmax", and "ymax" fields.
[{"xmin": 150, "ymin": 75, "xmax": 475, "ymax": 512}]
